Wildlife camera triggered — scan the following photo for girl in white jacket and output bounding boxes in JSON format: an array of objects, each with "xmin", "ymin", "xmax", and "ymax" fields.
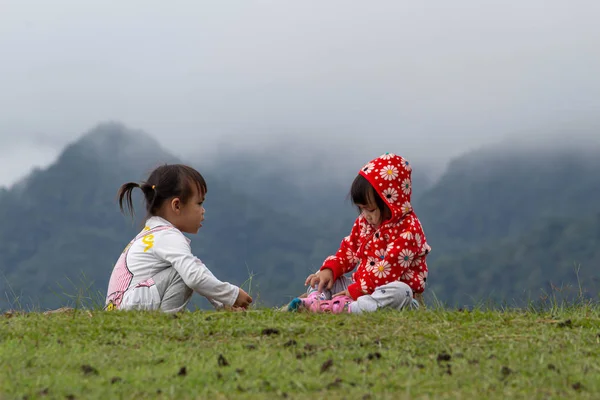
[{"xmin": 105, "ymin": 164, "xmax": 252, "ymax": 313}]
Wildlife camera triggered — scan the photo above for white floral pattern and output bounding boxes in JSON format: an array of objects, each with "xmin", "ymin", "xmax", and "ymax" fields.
[
  {"xmin": 398, "ymin": 249, "xmax": 414, "ymax": 267},
  {"xmin": 382, "ymin": 187, "xmax": 399, "ymax": 204},
  {"xmin": 401, "ymin": 178, "xmax": 411, "ymax": 195},
  {"xmin": 380, "ymin": 165, "xmax": 399, "ymax": 181},
  {"xmin": 401, "ymin": 269, "xmax": 415, "ymax": 281},
  {"xmin": 361, "ymin": 162, "xmax": 375, "ymax": 174},
  {"xmin": 401, "ymin": 201, "xmax": 412, "ymax": 215},
  {"xmin": 400, "ymin": 231, "xmax": 413, "ymax": 240},
  {"xmin": 380, "ymin": 153, "xmax": 396, "ymax": 160},
  {"xmin": 401, "ymin": 159, "xmax": 412, "ymax": 171},
  {"xmin": 360, "ymin": 279, "xmax": 369, "ymax": 294},
  {"xmin": 422, "ymin": 242, "xmax": 432, "ymax": 254},
  {"xmin": 373, "ymin": 261, "xmax": 391, "ymax": 278},
  {"xmin": 346, "ymin": 249, "xmax": 358, "ymax": 263},
  {"xmin": 374, "ymin": 248, "xmax": 386, "ymax": 259},
  {"xmin": 360, "ymin": 222, "xmax": 372, "ymax": 237},
  {"xmin": 366, "ymin": 256, "xmax": 379, "ymax": 272},
  {"xmin": 417, "ymin": 271, "xmax": 427, "ymax": 289}
]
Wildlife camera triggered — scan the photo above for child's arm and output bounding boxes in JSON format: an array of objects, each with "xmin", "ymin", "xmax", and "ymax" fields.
[
  {"xmin": 153, "ymin": 229, "xmax": 240, "ymax": 307},
  {"xmin": 346, "ymin": 228, "xmax": 424, "ymax": 300},
  {"xmin": 319, "ymin": 218, "xmax": 363, "ymax": 281},
  {"xmin": 207, "ymin": 298, "xmax": 224, "ymax": 310}
]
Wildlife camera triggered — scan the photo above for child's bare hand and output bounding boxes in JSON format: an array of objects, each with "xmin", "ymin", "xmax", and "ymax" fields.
[
  {"xmin": 305, "ymin": 269, "xmax": 334, "ymax": 292},
  {"xmin": 233, "ymin": 288, "xmax": 253, "ymax": 309}
]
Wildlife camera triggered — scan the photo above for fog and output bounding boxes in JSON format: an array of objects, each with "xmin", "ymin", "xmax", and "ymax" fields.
[{"xmin": 1, "ymin": 0, "xmax": 599, "ymax": 187}]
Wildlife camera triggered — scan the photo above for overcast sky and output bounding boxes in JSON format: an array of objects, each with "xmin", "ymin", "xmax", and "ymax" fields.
[{"xmin": 1, "ymin": 0, "xmax": 599, "ymax": 187}]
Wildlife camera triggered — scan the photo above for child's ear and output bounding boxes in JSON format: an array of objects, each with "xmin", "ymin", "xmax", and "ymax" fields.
[{"xmin": 171, "ymin": 198, "xmax": 181, "ymax": 214}]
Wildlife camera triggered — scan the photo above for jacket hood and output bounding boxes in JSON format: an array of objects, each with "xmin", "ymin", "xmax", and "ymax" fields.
[{"xmin": 358, "ymin": 152, "xmax": 413, "ymax": 222}]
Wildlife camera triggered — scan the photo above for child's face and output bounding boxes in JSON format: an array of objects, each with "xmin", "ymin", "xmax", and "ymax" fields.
[
  {"xmin": 358, "ymin": 201, "xmax": 382, "ymax": 228},
  {"xmin": 170, "ymin": 185, "xmax": 206, "ymax": 234},
  {"xmin": 181, "ymin": 189, "xmax": 205, "ymax": 234}
]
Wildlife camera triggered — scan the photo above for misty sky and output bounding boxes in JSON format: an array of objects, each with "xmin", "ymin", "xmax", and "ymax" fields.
[{"xmin": 1, "ymin": 1, "xmax": 600, "ymax": 187}]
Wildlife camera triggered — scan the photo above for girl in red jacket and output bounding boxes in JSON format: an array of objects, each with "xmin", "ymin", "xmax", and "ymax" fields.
[{"xmin": 288, "ymin": 153, "xmax": 431, "ymax": 313}]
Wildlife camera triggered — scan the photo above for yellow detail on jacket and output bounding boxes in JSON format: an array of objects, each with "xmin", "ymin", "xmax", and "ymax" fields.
[{"xmin": 142, "ymin": 234, "xmax": 155, "ymax": 252}]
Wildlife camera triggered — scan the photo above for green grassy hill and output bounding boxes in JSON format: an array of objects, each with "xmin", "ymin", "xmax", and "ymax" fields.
[{"xmin": 1, "ymin": 306, "xmax": 598, "ymax": 399}]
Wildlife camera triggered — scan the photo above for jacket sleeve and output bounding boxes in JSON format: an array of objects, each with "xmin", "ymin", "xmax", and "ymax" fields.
[
  {"xmin": 346, "ymin": 229, "xmax": 422, "ymax": 300},
  {"xmin": 153, "ymin": 229, "xmax": 240, "ymax": 307},
  {"xmin": 319, "ymin": 218, "xmax": 362, "ymax": 281}
]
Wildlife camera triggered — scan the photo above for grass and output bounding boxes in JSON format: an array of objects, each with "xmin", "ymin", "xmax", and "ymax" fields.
[{"xmin": 1, "ymin": 305, "xmax": 600, "ymax": 399}]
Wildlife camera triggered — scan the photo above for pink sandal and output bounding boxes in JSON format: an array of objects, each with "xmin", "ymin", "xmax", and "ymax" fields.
[
  {"xmin": 308, "ymin": 296, "xmax": 353, "ymax": 314},
  {"xmin": 287, "ymin": 291, "xmax": 326, "ymax": 312}
]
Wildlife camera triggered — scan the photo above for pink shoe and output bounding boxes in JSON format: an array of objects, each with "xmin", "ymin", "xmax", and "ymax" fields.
[
  {"xmin": 287, "ymin": 291, "xmax": 326, "ymax": 312},
  {"xmin": 308, "ymin": 296, "xmax": 353, "ymax": 314}
]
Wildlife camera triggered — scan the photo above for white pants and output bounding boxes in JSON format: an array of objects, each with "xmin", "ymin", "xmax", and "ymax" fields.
[
  {"xmin": 120, "ymin": 268, "xmax": 193, "ymax": 313},
  {"xmin": 308, "ymin": 276, "xmax": 419, "ymax": 314}
]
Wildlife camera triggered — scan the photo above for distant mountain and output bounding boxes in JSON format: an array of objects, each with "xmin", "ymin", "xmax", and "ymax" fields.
[
  {"xmin": 0, "ymin": 123, "xmax": 339, "ymax": 310},
  {"xmin": 427, "ymin": 213, "xmax": 600, "ymax": 307},
  {"xmin": 416, "ymin": 140, "xmax": 600, "ymax": 305},
  {"xmin": 416, "ymin": 144, "xmax": 600, "ymax": 256}
]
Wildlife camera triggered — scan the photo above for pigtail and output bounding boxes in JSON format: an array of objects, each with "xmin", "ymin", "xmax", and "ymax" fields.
[
  {"xmin": 141, "ymin": 183, "xmax": 159, "ymax": 215},
  {"xmin": 117, "ymin": 182, "xmax": 141, "ymax": 217}
]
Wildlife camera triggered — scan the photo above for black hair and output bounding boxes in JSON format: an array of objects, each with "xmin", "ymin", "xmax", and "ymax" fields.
[
  {"xmin": 117, "ymin": 164, "xmax": 207, "ymax": 219},
  {"xmin": 349, "ymin": 174, "xmax": 391, "ymax": 219}
]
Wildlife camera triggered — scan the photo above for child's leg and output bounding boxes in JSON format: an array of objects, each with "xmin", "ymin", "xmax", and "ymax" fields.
[
  {"xmin": 121, "ymin": 268, "xmax": 193, "ymax": 313},
  {"xmin": 349, "ymin": 281, "xmax": 419, "ymax": 314},
  {"xmin": 154, "ymin": 268, "xmax": 193, "ymax": 313}
]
